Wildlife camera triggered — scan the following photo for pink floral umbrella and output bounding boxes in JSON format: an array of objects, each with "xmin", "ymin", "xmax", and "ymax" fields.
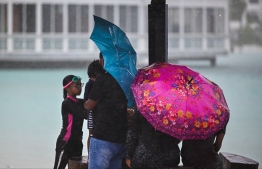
[{"xmin": 131, "ymin": 62, "xmax": 230, "ymax": 140}]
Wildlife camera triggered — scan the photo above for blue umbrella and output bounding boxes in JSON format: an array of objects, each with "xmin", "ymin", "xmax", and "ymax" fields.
[{"xmin": 90, "ymin": 15, "xmax": 137, "ymax": 107}]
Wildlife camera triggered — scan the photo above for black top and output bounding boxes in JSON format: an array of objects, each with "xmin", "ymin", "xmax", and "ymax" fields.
[
  {"xmin": 84, "ymin": 79, "xmax": 95, "ymax": 129},
  {"xmin": 88, "ymin": 72, "xmax": 128, "ymax": 143},
  {"xmin": 126, "ymin": 111, "xmax": 181, "ymax": 158},
  {"xmin": 60, "ymin": 96, "xmax": 88, "ymax": 141},
  {"xmin": 84, "ymin": 79, "xmax": 94, "ymax": 102},
  {"xmin": 181, "ymin": 123, "xmax": 228, "ymax": 169}
]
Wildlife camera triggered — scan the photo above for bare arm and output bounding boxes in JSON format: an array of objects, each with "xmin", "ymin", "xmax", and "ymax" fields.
[
  {"xmin": 213, "ymin": 133, "xmax": 225, "ymax": 152},
  {"xmin": 126, "ymin": 159, "xmax": 132, "ymax": 168},
  {"xmin": 84, "ymin": 99, "xmax": 98, "ymax": 111}
]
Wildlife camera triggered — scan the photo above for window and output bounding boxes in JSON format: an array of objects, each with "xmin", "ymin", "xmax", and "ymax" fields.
[
  {"xmin": 168, "ymin": 38, "xmax": 179, "ymax": 48},
  {"xmin": 168, "ymin": 8, "xmax": 179, "ymax": 49},
  {"xmin": 144, "ymin": 6, "xmax": 148, "ymax": 33},
  {"xmin": 0, "ymin": 38, "xmax": 6, "ymax": 50},
  {"xmin": 0, "ymin": 4, "xmax": 7, "ymax": 33},
  {"xmin": 184, "ymin": 8, "xmax": 203, "ymax": 34},
  {"xmin": 42, "ymin": 4, "xmax": 63, "ymax": 51},
  {"xmin": 94, "ymin": 5, "xmax": 114, "ymax": 23},
  {"xmin": 81, "ymin": 5, "xmax": 89, "ymax": 32},
  {"xmin": 68, "ymin": 5, "xmax": 89, "ymax": 33},
  {"xmin": 207, "ymin": 8, "xmax": 225, "ymax": 34},
  {"xmin": 119, "ymin": 5, "xmax": 138, "ymax": 33},
  {"xmin": 14, "ymin": 37, "xmax": 35, "ymax": 50},
  {"xmin": 185, "ymin": 38, "xmax": 202, "ymax": 49},
  {"xmin": 42, "ymin": 4, "xmax": 63, "ymax": 33},
  {"xmin": 67, "ymin": 5, "xmax": 89, "ymax": 50},
  {"xmin": 12, "ymin": 4, "xmax": 36, "ymax": 50},
  {"xmin": 13, "ymin": 4, "xmax": 36, "ymax": 33},
  {"xmin": 43, "ymin": 38, "xmax": 62, "ymax": 50},
  {"xmin": 68, "ymin": 38, "xmax": 88, "ymax": 50},
  {"xmin": 0, "ymin": 4, "xmax": 7, "ymax": 50},
  {"xmin": 247, "ymin": 12, "xmax": 260, "ymax": 23},
  {"xmin": 168, "ymin": 8, "xmax": 179, "ymax": 33},
  {"xmin": 207, "ymin": 38, "xmax": 224, "ymax": 48}
]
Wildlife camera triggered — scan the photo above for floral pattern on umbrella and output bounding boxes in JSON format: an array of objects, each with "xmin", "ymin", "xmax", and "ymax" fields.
[{"xmin": 131, "ymin": 62, "xmax": 230, "ymax": 140}]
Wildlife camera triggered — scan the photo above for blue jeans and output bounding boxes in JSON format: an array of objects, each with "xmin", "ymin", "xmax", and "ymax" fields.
[{"xmin": 88, "ymin": 137, "xmax": 126, "ymax": 169}]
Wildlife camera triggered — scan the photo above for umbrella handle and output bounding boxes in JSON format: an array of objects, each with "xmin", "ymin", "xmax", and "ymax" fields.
[{"xmin": 186, "ymin": 77, "xmax": 194, "ymax": 86}]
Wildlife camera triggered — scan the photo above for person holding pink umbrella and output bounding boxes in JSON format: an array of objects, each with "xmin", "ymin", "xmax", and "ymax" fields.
[
  {"xmin": 130, "ymin": 62, "xmax": 230, "ymax": 169},
  {"xmin": 181, "ymin": 121, "xmax": 228, "ymax": 169},
  {"xmin": 125, "ymin": 109, "xmax": 181, "ymax": 168}
]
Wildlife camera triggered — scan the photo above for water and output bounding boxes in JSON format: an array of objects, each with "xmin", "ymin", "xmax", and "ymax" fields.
[{"xmin": 0, "ymin": 47, "xmax": 262, "ymax": 168}]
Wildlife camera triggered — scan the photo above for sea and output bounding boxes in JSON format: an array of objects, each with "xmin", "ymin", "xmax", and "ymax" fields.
[{"xmin": 0, "ymin": 46, "xmax": 262, "ymax": 168}]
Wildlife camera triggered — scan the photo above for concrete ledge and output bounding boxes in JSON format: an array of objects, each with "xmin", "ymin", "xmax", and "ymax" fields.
[
  {"xmin": 68, "ymin": 156, "xmax": 88, "ymax": 169},
  {"xmin": 69, "ymin": 152, "xmax": 259, "ymax": 169},
  {"xmin": 219, "ymin": 152, "xmax": 259, "ymax": 169},
  {"xmin": 68, "ymin": 156, "xmax": 194, "ymax": 169}
]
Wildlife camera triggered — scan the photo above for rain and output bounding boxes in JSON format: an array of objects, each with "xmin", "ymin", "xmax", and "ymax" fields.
[{"xmin": 0, "ymin": 0, "xmax": 262, "ymax": 168}]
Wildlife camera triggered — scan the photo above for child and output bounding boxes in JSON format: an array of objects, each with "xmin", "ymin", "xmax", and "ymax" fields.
[{"xmin": 53, "ymin": 75, "xmax": 89, "ymax": 169}]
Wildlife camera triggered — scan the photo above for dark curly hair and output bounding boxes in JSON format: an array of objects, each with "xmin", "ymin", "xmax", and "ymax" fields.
[
  {"xmin": 87, "ymin": 60, "xmax": 105, "ymax": 78},
  {"xmin": 62, "ymin": 75, "xmax": 75, "ymax": 99}
]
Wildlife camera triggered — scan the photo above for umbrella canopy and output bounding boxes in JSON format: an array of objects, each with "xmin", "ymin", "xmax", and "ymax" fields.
[
  {"xmin": 131, "ymin": 62, "xmax": 230, "ymax": 140},
  {"xmin": 90, "ymin": 15, "xmax": 137, "ymax": 107}
]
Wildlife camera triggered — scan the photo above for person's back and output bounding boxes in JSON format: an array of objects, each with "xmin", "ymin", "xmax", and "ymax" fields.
[
  {"xmin": 181, "ymin": 135, "xmax": 220, "ymax": 169},
  {"xmin": 126, "ymin": 111, "xmax": 180, "ymax": 168},
  {"xmin": 181, "ymin": 129, "xmax": 226, "ymax": 169}
]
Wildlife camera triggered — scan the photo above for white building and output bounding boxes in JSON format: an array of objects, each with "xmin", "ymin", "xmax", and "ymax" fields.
[
  {"xmin": 0, "ymin": 0, "xmax": 230, "ymax": 65},
  {"xmin": 244, "ymin": 0, "xmax": 262, "ymax": 28},
  {"xmin": 230, "ymin": 0, "xmax": 262, "ymax": 29}
]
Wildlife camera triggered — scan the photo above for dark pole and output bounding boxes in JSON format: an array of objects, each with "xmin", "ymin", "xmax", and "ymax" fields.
[{"xmin": 148, "ymin": 0, "xmax": 168, "ymax": 65}]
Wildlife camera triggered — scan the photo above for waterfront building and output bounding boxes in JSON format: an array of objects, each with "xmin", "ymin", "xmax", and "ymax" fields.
[{"xmin": 0, "ymin": 0, "xmax": 230, "ymax": 63}]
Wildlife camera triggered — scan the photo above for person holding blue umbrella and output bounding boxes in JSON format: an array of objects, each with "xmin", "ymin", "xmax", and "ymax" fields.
[
  {"xmin": 84, "ymin": 59, "xmax": 128, "ymax": 169},
  {"xmin": 85, "ymin": 15, "xmax": 138, "ymax": 169}
]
